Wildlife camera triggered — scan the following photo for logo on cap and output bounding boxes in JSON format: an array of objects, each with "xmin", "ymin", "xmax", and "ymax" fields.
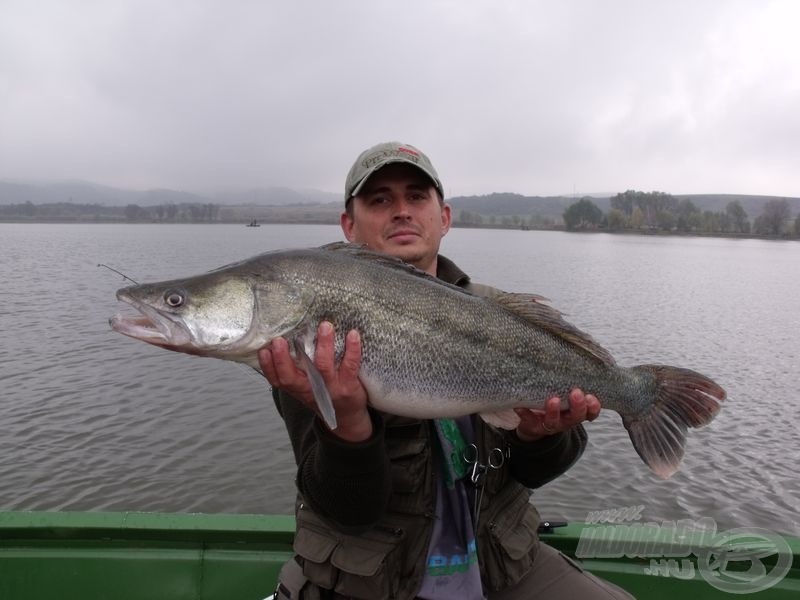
[{"xmin": 362, "ymin": 146, "xmax": 420, "ymax": 169}]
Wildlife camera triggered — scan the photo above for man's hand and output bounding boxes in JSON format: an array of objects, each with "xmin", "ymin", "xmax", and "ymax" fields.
[
  {"xmin": 514, "ymin": 389, "xmax": 600, "ymax": 442},
  {"xmin": 258, "ymin": 321, "xmax": 372, "ymax": 443}
]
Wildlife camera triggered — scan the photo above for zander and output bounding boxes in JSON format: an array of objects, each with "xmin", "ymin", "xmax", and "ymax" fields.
[{"xmin": 110, "ymin": 242, "xmax": 725, "ymax": 479}]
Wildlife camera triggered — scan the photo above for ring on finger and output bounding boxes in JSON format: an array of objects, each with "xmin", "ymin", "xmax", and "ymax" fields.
[{"xmin": 541, "ymin": 422, "xmax": 557, "ymax": 434}]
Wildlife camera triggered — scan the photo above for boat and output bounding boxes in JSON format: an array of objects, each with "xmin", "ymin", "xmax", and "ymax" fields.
[
  {"xmin": 247, "ymin": 219, "xmax": 261, "ymax": 227},
  {"xmin": 0, "ymin": 511, "xmax": 797, "ymax": 599}
]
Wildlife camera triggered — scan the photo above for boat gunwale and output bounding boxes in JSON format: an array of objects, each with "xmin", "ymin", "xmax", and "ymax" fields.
[{"xmin": 1, "ymin": 511, "xmax": 798, "ymax": 598}]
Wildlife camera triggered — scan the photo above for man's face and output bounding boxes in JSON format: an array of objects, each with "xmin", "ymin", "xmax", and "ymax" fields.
[{"xmin": 341, "ymin": 163, "xmax": 451, "ymax": 275}]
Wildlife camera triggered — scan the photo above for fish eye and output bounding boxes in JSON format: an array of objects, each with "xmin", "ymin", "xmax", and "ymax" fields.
[{"xmin": 164, "ymin": 290, "xmax": 185, "ymax": 307}]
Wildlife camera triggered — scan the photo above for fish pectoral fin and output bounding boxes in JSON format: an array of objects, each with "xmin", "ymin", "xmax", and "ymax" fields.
[
  {"xmin": 292, "ymin": 339, "xmax": 338, "ymax": 430},
  {"xmin": 479, "ymin": 409, "xmax": 521, "ymax": 430}
]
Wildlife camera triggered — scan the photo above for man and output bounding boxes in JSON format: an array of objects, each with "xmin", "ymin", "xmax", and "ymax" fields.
[{"xmin": 260, "ymin": 142, "xmax": 633, "ymax": 599}]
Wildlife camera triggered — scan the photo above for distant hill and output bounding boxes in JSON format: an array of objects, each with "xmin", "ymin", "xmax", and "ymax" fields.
[
  {"xmin": 448, "ymin": 192, "xmax": 800, "ymax": 221},
  {"xmin": 0, "ymin": 180, "xmax": 339, "ymax": 207},
  {"xmin": 0, "ymin": 180, "xmax": 146, "ymax": 206},
  {"xmin": 672, "ymin": 194, "xmax": 800, "ymax": 217},
  {"xmin": 210, "ymin": 186, "xmax": 340, "ymax": 206},
  {"xmin": 2, "ymin": 179, "xmax": 797, "ymax": 223},
  {"xmin": 449, "ymin": 193, "xmax": 605, "ymax": 222}
]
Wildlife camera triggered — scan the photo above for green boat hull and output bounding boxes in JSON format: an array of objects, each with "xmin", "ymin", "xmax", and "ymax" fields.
[{"xmin": 1, "ymin": 512, "xmax": 797, "ymax": 599}]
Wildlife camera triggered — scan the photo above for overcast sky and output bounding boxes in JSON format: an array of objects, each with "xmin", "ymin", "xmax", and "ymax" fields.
[{"xmin": 1, "ymin": 0, "xmax": 798, "ymax": 198}]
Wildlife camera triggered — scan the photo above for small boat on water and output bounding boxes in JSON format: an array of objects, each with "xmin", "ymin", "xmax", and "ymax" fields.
[
  {"xmin": 0, "ymin": 511, "xmax": 797, "ymax": 599},
  {"xmin": 247, "ymin": 219, "xmax": 261, "ymax": 227}
]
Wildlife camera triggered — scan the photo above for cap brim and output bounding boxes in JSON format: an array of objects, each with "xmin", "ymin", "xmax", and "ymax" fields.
[{"xmin": 348, "ymin": 158, "xmax": 442, "ymax": 200}]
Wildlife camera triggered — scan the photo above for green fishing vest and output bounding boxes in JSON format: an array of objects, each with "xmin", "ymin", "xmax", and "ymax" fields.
[{"xmin": 291, "ymin": 415, "xmax": 542, "ymax": 599}]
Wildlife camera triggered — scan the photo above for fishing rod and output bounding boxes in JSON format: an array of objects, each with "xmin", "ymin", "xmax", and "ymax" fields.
[{"xmin": 97, "ymin": 263, "xmax": 140, "ymax": 285}]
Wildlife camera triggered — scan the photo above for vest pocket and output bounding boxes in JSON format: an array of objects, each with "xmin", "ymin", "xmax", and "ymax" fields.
[
  {"xmin": 294, "ymin": 506, "xmax": 406, "ymax": 599},
  {"xmin": 331, "ymin": 526, "xmax": 404, "ymax": 598},
  {"xmin": 386, "ymin": 438, "xmax": 428, "ymax": 493},
  {"xmin": 385, "ymin": 436, "xmax": 431, "ymax": 515},
  {"xmin": 478, "ymin": 486, "xmax": 540, "ymax": 591}
]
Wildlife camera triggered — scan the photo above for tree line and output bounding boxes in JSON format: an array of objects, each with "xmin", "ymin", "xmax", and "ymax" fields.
[
  {"xmin": 5, "ymin": 193, "xmax": 797, "ymax": 237},
  {"xmin": 457, "ymin": 210, "xmax": 556, "ymax": 229},
  {"xmin": 563, "ymin": 191, "xmax": 799, "ymax": 237},
  {"xmin": 0, "ymin": 201, "xmax": 221, "ymax": 223}
]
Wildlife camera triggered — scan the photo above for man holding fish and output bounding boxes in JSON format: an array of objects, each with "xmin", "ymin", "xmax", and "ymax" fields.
[
  {"xmin": 260, "ymin": 142, "xmax": 634, "ymax": 599},
  {"xmin": 110, "ymin": 141, "xmax": 722, "ymax": 597}
]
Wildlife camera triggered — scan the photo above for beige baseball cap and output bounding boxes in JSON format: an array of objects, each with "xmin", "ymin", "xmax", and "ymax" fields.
[{"xmin": 344, "ymin": 141, "xmax": 444, "ymax": 203}]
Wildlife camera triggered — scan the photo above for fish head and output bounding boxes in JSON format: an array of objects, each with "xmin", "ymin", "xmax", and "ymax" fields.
[{"xmin": 109, "ymin": 269, "xmax": 307, "ymax": 362}]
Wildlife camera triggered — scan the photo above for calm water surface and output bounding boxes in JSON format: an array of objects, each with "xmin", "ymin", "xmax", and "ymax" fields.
[{"xmin": 0, "ymin": 224, "xmax": 797, "ymax": 536}]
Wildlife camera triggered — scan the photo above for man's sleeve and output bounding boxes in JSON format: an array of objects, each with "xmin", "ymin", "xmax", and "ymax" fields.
[
  {"xmin": 274, "ymin": 388, "xmax": 392, "ymax": 532},
  {"xmin": 506, "ymin": 424, "xmax": 588, "ymax": 488}
]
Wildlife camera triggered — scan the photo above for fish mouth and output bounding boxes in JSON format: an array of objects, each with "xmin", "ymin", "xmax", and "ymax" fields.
[{"xmin": 109, "ymin": 291, "xmax": 192, "ymax": 348}]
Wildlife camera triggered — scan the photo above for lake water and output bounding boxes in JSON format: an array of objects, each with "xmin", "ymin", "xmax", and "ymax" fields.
[{"xmin": 0, "ymin": 223, "xmax": 798, "ymax": 536}]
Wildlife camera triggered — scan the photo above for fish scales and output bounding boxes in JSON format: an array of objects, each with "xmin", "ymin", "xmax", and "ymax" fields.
[{"xmin": 282, "ymin": 252, "xmax": 587, "ymax": 413}]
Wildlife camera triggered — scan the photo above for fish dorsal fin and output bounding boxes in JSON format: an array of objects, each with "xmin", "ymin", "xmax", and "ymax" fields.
[
  {"xmin": 493, "ymin": 292, "xmax": 616, "ymax": 366},
  {"xmin": 319, "ymin": 242, "xmax": 474, "ymax": 296},
  {"xmin": 320, "ymin": 242, "xmax": 431, "ymax": 276}
]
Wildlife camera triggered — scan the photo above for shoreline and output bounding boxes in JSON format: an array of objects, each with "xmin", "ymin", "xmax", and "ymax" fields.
[{"xmin": 1, "ymin": 217, "xmax": 796, "ymax": 242}]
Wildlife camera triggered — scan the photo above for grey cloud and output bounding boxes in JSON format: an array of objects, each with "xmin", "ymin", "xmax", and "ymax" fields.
[{"xmin": 0, "ymin": 0, "xmax": 797, "ymax": 197}]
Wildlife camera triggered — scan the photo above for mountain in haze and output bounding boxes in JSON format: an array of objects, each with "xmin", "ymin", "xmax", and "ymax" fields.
[
  {"xmin": 0, "ymin": 180, "xmax": 143, "ymax": 206},
  {"xmin": 0, "ymin": 180, "xmax": 339, "ymax": 207},
  {"xmin": 2, "ymin": 180, "xmax": 797, "ymax": 221},
  {"xmin": 448, "ymin": 192, "xmax": 800, "ymax": 220},
  {"xmin": 448, "ymin": 193, "xmax": 611, "ymax": 221},
  {"xmin": 672, "ymin": 193, "xmax": 800, "ymax": 216},
  {"xmin": 211, "ymin": 186, "xmax": 339, "ymax": 206}
]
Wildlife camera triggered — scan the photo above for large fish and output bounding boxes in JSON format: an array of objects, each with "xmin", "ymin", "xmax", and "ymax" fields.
[{"xmin": 110, "ymin": 242, "xmax": 725, "ymax": 478}]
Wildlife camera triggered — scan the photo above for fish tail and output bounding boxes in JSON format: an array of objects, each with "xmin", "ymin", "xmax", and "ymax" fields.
[{"xmin": 623, "ymin": 365, "xmax": 725, "ymax": 479}]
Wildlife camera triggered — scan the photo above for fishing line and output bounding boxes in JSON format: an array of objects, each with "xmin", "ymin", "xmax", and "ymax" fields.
[{"xmin": 97, "ymin": 264, "xmax": 139, "ymax": 285}]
